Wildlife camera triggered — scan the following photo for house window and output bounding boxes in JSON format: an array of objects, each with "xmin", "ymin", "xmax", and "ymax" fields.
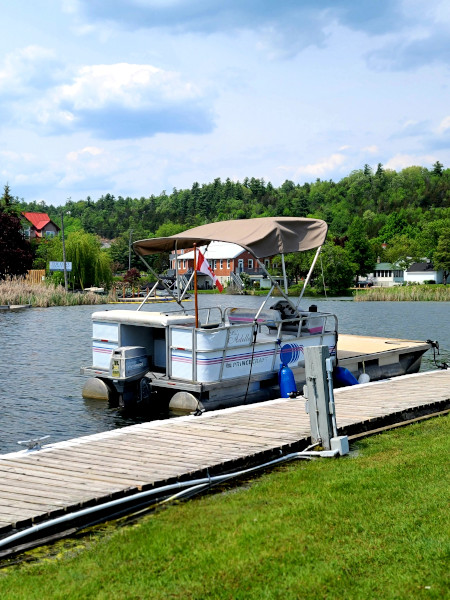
[
  {"xmin": 178, "ymin": 260, "xmax": 181, "ymax": 269},
  {"xmin": 45, "ymin": 231, "xmax": 55, "ymax": 238},
  {"xmin": 227, "ymin": 259, "xmax": 231, "ymax": 269},
  {"xmin": 248, "ymin": 259, "xmax": 253, "ymax": 269},
  {"xmin": 23, "ymin": 227, "xmax": 31, "ymax": 238},
  {"xmin": 264, "ymin": 259, "xmax": 270, "ymax": 269},
  {"xmin": 220, "ymin": 260, "xmax": 223, "ymax": 269},
  {"xmin": 183, "ymin": 260, "xmax": 186, "ymax": 269},
  {"xmin": 213, "ymin": 260, "xmax": 217, "ymax": 270}
]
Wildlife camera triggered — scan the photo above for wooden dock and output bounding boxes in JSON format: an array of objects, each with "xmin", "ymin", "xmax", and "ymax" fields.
[{"xmin": 1, "ymin": 370, "xmax": 449, "ymax": 543}]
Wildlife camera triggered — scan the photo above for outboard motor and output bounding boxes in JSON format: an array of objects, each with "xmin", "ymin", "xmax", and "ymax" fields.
[{"xmin": 109, "ymin": 346, "xmax": 148, "ymax": 381}]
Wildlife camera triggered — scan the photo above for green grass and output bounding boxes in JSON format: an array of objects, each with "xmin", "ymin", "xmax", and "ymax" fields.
[
  {"xmin": 1, "ymin": 417, "xmax": 449, "ymax": 599},
  {"xmin": 355, "ymin": 284, "xmax": 450, "ymax": 301}
]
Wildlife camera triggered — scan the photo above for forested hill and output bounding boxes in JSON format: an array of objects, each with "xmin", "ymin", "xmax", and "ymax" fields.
[{"xmin": 18, "ymin": 163, "xmax": 450, "ymax": 245}]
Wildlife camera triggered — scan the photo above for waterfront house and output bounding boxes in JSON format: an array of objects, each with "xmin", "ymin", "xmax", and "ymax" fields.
[
  {"xmin": 366, "ymin": 259, "xmax": 443, "ymax": 286},
  {"xmin": 368, "ymin": 262, "xmax": 404, "ymax": 287},
  {"xmin": 169, "ymin": 241, "xmax": 276, "ymax": 289},
  {"xmin": 404, "ymin": 262, "xmax": 444, "ymax": 284},
  {"xmin": 22, "ymin": 212, "xmax": 60, "ymax": 240}
]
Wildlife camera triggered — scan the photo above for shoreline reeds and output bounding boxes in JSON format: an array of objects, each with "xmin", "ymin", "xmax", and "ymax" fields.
[
  {"xmin": 0, "ymin": 278, "xmax": 114, "ymax": 307},
  {"xmin": 355, "ymin": 284, "xmax": 450, "ymax": 302}
]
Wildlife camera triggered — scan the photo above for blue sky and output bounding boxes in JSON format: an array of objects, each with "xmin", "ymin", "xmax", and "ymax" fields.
[{"xmin": 1, "ymin": 0, "xmax": 449, "ymax": 206}]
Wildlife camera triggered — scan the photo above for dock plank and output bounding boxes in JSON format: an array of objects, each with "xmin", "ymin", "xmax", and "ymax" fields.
[{"xmin": 0, "ymin": 370, "xmax": 449, "ymax": 538}]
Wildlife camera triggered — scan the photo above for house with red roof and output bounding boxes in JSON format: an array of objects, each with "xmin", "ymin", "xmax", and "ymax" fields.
[
  {"xmin": 169, "ymin": 241, "xmax": 279, "ymax": 290},
  {"xmin": 22, "ymin": 212, "xmax": 60, "ymax": 240}
]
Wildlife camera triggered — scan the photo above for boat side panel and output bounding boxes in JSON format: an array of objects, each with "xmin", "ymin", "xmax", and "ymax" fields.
[{"xmin": 170, "ymin": 332, "xmax": 337, "ymax": 383}]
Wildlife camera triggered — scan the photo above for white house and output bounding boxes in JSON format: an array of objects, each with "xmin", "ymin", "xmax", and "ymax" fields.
[
  {"xmin": 404, "ymin": 262, "xmax": 444, "ymax": 284},
  {"xmin": 369, "ymin": 263, "xmax": 404, "ymax": 287}
]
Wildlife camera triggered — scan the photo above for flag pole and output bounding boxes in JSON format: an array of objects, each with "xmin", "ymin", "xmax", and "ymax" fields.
[{"xmin": 193, "ymin": 243, "xmax": 199, "ymax": 328}]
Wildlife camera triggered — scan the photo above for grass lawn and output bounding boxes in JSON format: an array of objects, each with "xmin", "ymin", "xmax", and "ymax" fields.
[{"xmin": 1, "ymin": 416, "xmax": 448, "ymax": 599}]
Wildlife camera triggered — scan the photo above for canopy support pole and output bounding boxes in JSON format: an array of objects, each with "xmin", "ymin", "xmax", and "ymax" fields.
[
  {"xmin": 137, "ymin": 255, "xmax": 186, "ymax": 311},
  {"xmin": 179, "ymin": 271, "xmax": 195, "ymax": 300},
  {"xmin": 296, "ymin": 246, "xmax": 322, "ymax": 307},
  {"xmin": 194, "ymin": 243, "xmax": 199, "ymax": 328},
  {"xmin": 254, "ymin": 257, "xmax": 299, "ymax": 315},
  {"xmin": 281, "ymin": 253, "xmax": 288, "ymax": 294},
  {"xmin": 174, "ymin": 240, "xmax": 180, "ymax": 301},
  {"xmin": 254, "ymin": 284, "xmax": 275, "ymax": 321},
  {"xmin": 136, "ymin": 281, "xmax": 160, "ymax": 311}
]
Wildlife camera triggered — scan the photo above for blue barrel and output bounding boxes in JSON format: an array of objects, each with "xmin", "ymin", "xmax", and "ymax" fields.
[{"xmin": 279, "ymin": 364, "xmax": 297, "ymax": 398}]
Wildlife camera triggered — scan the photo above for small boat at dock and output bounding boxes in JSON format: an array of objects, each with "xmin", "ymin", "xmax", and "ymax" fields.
[{"xmin": 81, "ymin": 217, "xmax": 431, "ymax": 411}]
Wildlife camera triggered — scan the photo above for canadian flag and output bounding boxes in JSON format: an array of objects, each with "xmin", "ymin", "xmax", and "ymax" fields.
[{"xmin": 197, "ymin": 249, "xmax": 223, "ymax": 292}]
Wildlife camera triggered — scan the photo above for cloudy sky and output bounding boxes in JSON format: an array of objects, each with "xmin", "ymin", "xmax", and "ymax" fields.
[{"xmin": 1, "ymin": 0, "xmax": 449, "ymax": 206}]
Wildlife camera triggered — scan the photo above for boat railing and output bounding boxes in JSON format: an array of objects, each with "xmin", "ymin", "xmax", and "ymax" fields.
[
  {"xmin": 223, "ymin": 307, "xmax": 338, "ymax": 337},
  {"xmin": 167, "ymin": 312, "xmax": 338, "ymax": 383}
]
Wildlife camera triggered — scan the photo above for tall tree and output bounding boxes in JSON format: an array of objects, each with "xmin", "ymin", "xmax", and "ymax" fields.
[
  {"xmin": 383, "ymin": 234, "xmax": 419, "ymax": 271},
  {"xmin": 346, "ymin": 217, "xmax": 375, "ymax": 283},
  {"xmin": 0, "ymin": 210, "xmax": 33, "ymax": 279},
  {"xmin": 315, "ymin": 242, "xmax": 356, "ymax": 294},
  {"xmin": 1, "ymin": 184, "xmax": 14, "ymax": 209},
  {"xmin": 432, "ymin": 161, "xmax": 444, "ymax": 176},
  {"xmin": 433, "ymin": 229, "xmax": 450, "ymax": 284}
]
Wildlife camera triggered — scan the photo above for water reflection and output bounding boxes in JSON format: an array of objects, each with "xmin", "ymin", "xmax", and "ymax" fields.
[{"xmin": 1, "ymin": 298, "xmax": 449, "ymax": 454}]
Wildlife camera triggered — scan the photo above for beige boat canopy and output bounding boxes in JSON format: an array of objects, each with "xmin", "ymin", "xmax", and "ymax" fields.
[{"xmin": 133, "ymin": 217, "xmax": 328, "ymax": 259}]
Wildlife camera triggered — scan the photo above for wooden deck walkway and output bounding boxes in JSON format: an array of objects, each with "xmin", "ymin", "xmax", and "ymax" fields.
[{"xmin": 1, "ymin": 369, "xmax": 449, "ymax": 539}]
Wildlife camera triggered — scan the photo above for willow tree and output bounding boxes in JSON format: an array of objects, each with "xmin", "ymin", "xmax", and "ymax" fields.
[{"xmin": 65, "ymin": 231, "xmax": 112, "ymax": 289}]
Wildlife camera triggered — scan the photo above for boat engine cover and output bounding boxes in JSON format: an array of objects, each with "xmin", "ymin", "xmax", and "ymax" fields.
[{"xmin": 109, "ymin": 346, "xmax": 148, "ymax": 381}]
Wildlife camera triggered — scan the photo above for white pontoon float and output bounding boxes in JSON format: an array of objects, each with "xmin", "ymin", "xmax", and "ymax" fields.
[{"xmin": 81, "ymin": 217, "xmax": 431, "ymax": 411}]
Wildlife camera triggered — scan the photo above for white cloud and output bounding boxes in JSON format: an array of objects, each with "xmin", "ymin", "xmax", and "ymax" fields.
[
  {"xmin": 294, "ymin": 153, "xmax": 347, "ymax": 177},
  {"xmin": 67, "ymin": 146, "xmax": 104, "ymax": 161},
  {"xmin": 0, "ymin": 55, "xmax": 214, "ymax": 139},
  {"xmin": 57, "ymin": 63, "xmax": 201, "ymax": 111},
  {"xmin": 384, "ymin": 153, "xmax": 436, "ymax": 170},
  {"xmin": 0, "ymin": 46, "xmax": 60, "ymax": 94},
  {"xmin": 0, "ymin": 150, "xmax": 35, "ymax": 162},
  {"xmin": 438, "ymin": 116, "xmax": 450, "ymax": 133}
]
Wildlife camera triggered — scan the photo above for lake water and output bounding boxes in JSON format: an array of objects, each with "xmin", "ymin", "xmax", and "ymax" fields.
[{"xmin": 1, "ymin": 296, "xmax": 449, "ymax": 454}]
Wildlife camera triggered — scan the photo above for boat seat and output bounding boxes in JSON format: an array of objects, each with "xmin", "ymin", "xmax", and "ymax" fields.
[
  {"xmin": 200, "ymin": 322, "xmax": 222, "ymax": 329},
  {"xmin": 268, "ymin": 300, "xmax": 324, "ymax": 335}
]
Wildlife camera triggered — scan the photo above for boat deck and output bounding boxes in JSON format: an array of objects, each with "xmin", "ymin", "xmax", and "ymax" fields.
[
  {"xmin": 1, "ymin": 369, "xmax": 449, "ymax": 542},
  {"xmin": 337, "ymin": 333, "xmax": 430, "ymax": 360}
]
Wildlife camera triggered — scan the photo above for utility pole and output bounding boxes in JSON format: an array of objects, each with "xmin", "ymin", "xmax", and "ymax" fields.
[
  {"xmin": 61, "ymin": 211, "xmax": 68, "ymax": 292},
  {"xmin": 128, "ymin": 229, "xmax": 134, "ymax": 271}
]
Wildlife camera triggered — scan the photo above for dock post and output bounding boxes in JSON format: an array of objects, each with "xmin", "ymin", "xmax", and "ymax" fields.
[{"xmin": 303, "ymin": 345, "xmax": 349, "ymax": 454}]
